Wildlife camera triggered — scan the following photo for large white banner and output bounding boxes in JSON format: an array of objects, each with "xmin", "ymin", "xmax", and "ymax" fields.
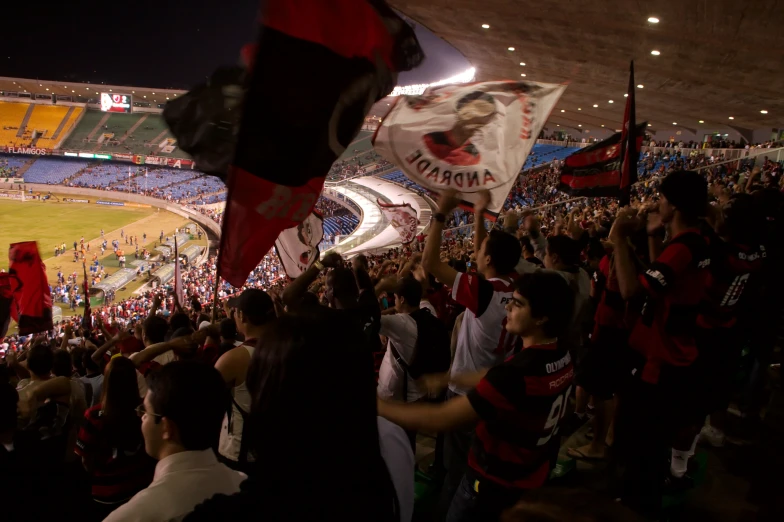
[
  {"xmin": 377, "ymin": 199, "xmax": 419, "ymax": 244},
  {"xmin": 274, "ymin": 211, "xmax": 325, "ymax": 278},
  {"xmin": 373, "ymin": 80, "xmax": 566, "ymax": 217}
]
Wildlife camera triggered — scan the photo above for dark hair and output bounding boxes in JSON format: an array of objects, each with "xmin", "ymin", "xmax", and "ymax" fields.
[
  {"xmin": 456, "ymin": 90, "xmax": 496, "ymax": 111},
  {"xmin": 514, "ymin": 272, "xmax": 574, "ymax": 338},
  {"xmin": 100, "ymin": 357, "xmax": 143, "ymax": 449},
  {"xmin": 546, "ymin": 235, "xmax": 581, "ymax": 267},
  {"xmin": 83, "ymin": 348, "xmax": 102, "ymax": 374},
  {"xmin": 143, "ymin": 315, "xmax": 168, "ymax": 344},
  {"xmin": 328, "ymin": 267, "xmax": 359, "ymax": 303},
  {"xmin": 585, "ymin": 237, "xmax": 606, "ymax": 262},
  {"xmin": 27, "ymin": 344, "xmax": 54, "ymax": 377},
  {"xmin": 52, "ymin": 349, "xmax": 73, "ymax": 378},
  {"xmin": 394, "ymin": 277, "xmax": 422, "ymax": 307},
  {"xmin": 519, "ymin": 235, "xmax": 535, "ymax": 254},
  {"xmin": 147, "ymin": 361, "xmax": 229, "ymax": 451},
  {"xmin": 659, "ymin": 170, "xmax": 708, "ymax": 220},
  {"xmin": 169, "ymin": 312, "xmax": 191, "ymax": 333},
  {"xmin": 219, "ymin": 318, "xmax": 237, "ymax": 341},
  {"xmin": 245, "ymin": 310, "xmax": 398, "ymax": 521},
  {"xmin": 71, "ymin": 346, "xmax": 86, "ymax": 377},
  {"xmin": 484, "ymin": 230, "xmax": 523, "ymax": 274}
]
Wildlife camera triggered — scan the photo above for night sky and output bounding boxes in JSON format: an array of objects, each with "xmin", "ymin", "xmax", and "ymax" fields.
[{"xmin": 2, "ymin": 1, "xmax": 469, "ymax": 90}]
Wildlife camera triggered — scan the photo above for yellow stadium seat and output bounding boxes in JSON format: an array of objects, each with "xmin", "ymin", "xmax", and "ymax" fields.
[
  {"xmin": 26, "ymin": 105, "xmax": 71, "ymax": 146},
  {"xmin": 0, "ymin": 102, "xmax": 30, "ymax": 147}
]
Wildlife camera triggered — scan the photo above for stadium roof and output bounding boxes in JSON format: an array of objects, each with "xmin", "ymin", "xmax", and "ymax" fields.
[
  {"xmin": 0, "ymin": 77, "xmax": 183, "ymax": 107},
  {"xmin": 389, "ymin": 0, "xmax": 784, "ymax": 135}
]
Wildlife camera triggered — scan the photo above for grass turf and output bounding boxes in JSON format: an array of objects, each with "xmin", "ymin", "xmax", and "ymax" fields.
[{"xmin": 0, "ymin": 198, "xmax": 156, "ymax": 271}]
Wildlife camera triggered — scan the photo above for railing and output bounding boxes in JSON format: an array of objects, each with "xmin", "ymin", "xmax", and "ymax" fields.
[{"xmin": 321, "ymin": 182, "xmax": 390, "ymax": 256}]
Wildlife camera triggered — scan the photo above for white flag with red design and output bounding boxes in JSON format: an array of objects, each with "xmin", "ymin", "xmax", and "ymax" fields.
[{"xmin": 377, "ymin": 199, "xmax": 419, "ymax": 244}]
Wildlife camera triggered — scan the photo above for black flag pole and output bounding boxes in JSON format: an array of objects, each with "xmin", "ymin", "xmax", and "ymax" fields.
[{"xmin": 619, "ymin": 60, "xmax": 638, "ymax": 207}]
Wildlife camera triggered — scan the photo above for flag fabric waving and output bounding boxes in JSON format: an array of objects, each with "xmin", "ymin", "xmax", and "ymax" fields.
[
  {"xmin": 274, "ymin": 211, "xmax": 325, "ymax": 279},
  {"xmin": 209, "ymin": 0, "xmax": 424, "ymax": 287},
  {"xmin": 557, "ymin": 122, "xmax": 647, "ymax": 198},
  {"xmin": 8, "ymin": 242, "xmax": 53, "ymax": 335},
  {"xmin": 174, "ymin": 237, "xmax": 184, "ymax": 309},
  {"xmin": 82, "ymin": 266, "xmax": 92, "ymax": 335},
  {"xmin": 373, "ymin": 80, "xmax": 566, "ymax": 218},
  {"xmin": 377, "ymin": 199, "xmax": 419, "ymax": 244}
]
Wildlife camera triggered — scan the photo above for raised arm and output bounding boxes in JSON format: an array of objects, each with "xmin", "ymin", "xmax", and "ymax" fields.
[
  {"xmin": 422, "ymin": 190, "xmax": 461, "ymax": 288},
  {"xmin": 473, "ymin": 190, "xmax": 492, "ymax": 253}
]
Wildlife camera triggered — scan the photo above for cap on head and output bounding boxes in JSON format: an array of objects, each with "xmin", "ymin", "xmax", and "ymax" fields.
[{"xmin": 229, "ymin": 289, "xmax": 275, "ymax": 326}]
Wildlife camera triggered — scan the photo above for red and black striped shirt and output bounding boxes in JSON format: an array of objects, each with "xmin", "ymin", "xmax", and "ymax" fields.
[
  {"xmin": 75, "ymin": 404, "xmax": 155, "ymax": 504},
  {"xmin": 466, "ymin": 341, "xmax": 574, "ymax": 490}
]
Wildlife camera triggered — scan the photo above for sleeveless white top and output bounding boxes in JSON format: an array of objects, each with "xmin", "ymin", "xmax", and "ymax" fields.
[{"xmin": 218, "ymin": 343, "xmax": 255, "ymax": 462}]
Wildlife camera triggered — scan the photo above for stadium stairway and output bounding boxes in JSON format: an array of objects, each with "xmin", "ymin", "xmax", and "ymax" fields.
[
  {"xmin": 87, "ymin": 113, "xmax": 112, "ymax": 142},
  {"xmin": 116, "ymin": 114, "xmax": 149, "ymax": 145},
  {"xmin": 182, "ymin": 189, "xmax": 226, "ymax": 203},
  {"xmin": 49, "ymin": 107, "xmax": 77, "ymax": 141},
  {"xmin": 16, "ymin": 104, "xmax": 35, "ymax": 138}
]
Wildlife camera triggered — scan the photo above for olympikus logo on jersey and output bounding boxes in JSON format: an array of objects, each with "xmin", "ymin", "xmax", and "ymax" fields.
[
  {"xmin": 545, "ymin": 351, "xmax": 572, "ymax": 374},
  {"xmin": 646, "ymin": 269, "xmax": 667, "ymax": 287}
]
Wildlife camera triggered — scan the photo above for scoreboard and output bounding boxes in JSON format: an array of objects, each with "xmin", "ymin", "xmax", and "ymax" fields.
[{"xmin": 100, "ymin": 93, "xmax": 132, "ymax": 113}]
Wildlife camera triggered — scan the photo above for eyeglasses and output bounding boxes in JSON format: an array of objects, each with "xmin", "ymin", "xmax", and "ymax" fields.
[{"xmin": 135, "ymin": 404, "xmax": 163, "ymax": 423}]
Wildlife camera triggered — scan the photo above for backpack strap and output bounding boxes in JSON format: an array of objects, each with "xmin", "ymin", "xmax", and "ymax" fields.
[
  {"xmin": 389, "ymin": 342, "xmax": 409, "ymax": 404},
  {"xmin": 226, "ymin": 395, "xmax": 251, "ymax": 464}
]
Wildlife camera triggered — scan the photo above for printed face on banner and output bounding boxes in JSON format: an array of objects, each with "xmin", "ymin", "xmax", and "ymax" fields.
[
  {"xmin": 275, "ymin": 211, "xmax": 325, "ymax": 278},
  {"xmin": 378, "ymin": 201, "xmax": 419, "ymax": 244},
  {"xmin": 374, "ymin": 81, "xmax": 567, "ymax": 216}
]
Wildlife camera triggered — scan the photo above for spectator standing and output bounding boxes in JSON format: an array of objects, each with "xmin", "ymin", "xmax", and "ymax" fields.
[{"xmin": 104, "ymin": 361, "xmax": 245, "ymax": 522}]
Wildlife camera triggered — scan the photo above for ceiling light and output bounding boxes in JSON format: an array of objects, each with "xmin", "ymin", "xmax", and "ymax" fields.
[
  {"xmin": 519, "ymin": 62, "xmax": 525, "ymax": 66},
  {"xmin": 672, "ymin": 122, "xmax": 677, "ymax": 125},
  {"xmin": 132, "ymin": 91, "xmax": 135, "ymax": 94},
  {"xmin": 728, "ymin": 116, "xmax": 734, "ymax": 120},
  {"xmin": 577, "ymin": 108, "xmax": 581, "ymax": 110},
  {"xmin": 601, "ymin": 125, "xmax": 605, "ymax": 127},
  {"xmin": 144, "ymin": 95, "xmax": 147, "ymax": 98},
  {"xmin": 637, "ymin": 84, "xmax": 644, "ymax": 88},
  {"xmin": 651, "ymin": 50, "xmax": 660, "ymax": 56},
  {"xmin": 608, "ymin": 100, "xmax": 614, "ymax": 103},
  {"xmin": 71, "ymin": 90, "xmax": 75, "ymax": 93},
  {"xmin": 556, "ymin": 124, "xmax": 560, "ymax": 127},
  {"xmin": 508, "ymin": 47, "xmax": 515, "ymax": 51},
  {"xmin": 109, "ymin": 89, "xmax": 112, "ymax": 92},
  {"xmin": 761, "ymin": 110, "xmax": 768, "ymax": 114},
  {"xmin": 520, "ymin": 73, "xmax": 526, "ymax": 77},
  {"xmin": 481, "ymin": 24, "xmax": 490, "ymax": 29},
  {"xmin": 593, "ymin": 104, "xmax": 598, "ymax": 107},
  {"xmin": 39, "ymin": 84, "xmax": 41, "ymax": 87},
  {"xmin": 166, "ymin": 97, "xmax": 169, "ymax": 100},
  {"xmin": 699, "ymin": 120, "xmax": 704, "ymax": 123},
  {"xmin": 560, "ymin": 109, "xmax": 565, "ymax": 112},
  {"xmin": 624, "ymin": 93, "xmax": 628, "ymax": 97},
  {"xmin": 648, "ymin": 17, "xmax": 660, "ymax": 23},
  {"xmin": 578, "ymin": 124, "xmax": 582, "ymax": 127},
  {"xmin": 45, "ymin": 88, "xmax": 49, "ymax": 91},
  {"xmin": 647, "ymin": 123, "xmax": 652, "ymax": 127}
]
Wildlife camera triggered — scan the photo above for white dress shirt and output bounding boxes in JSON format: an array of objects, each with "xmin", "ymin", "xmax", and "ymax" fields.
[{"xmin": 103, "ymin": 449, "xmax": 246, "ymax": 522}]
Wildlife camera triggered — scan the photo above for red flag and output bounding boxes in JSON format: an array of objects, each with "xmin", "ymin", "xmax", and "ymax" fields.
[
  {"xmin": 82, "ymin": 265, "xmax": 92, "ymax": 334},
  {"xmin": 9, "ymin": 242, "xmax": 53, "ymax": 335},
  {"xmin": 174, "ymin": 237, "xmax": 184, "ymax": 309},
  {"xmin": 0, "ymin": 272, "xmax": 21, "ymax": 339},
  {"xmin": 619, "ymin": 60, "xmax": 638, "ymax": 206},
  {"xmin": 215, "ymin": 0, "xmax": 424, "ymax": 287}
]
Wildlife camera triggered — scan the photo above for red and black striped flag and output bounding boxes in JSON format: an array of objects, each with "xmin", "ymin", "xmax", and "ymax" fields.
[
  {"xmin": 82, "ymin": 265, "xmax": 92, "ymax": 334},
  {"xmin": 215, "ymin": 0, "xmax": 424, "ymax": 287},
  {"xmin": 559, "ymin": 61, "xmax": 644, "ymax": 200},
  {"xmin": 8, "ymin": 242, "xmax": 53, "ymax": 335}
]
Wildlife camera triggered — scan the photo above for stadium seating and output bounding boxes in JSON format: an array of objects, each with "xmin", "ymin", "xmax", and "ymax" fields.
[
  {"xmin": 0, "ymin": 154, "xmax": 30, "ymax": 177},
  {"xmin": 25, "ymin": 105, "xmax": 77, "ymax": 146},
  {"xmin": 124, "ymin": 168, "xmax": 200, "ymax": 191},
  {"xmin": 323, "ymin": 215, "xmax": 360, "ymax": 237},
  {"xmin": 60, "ymin": 110, "xmax": 187, "ymax": 157},
  {"xmin": 163, "ymin": 175, "xmax": 226, "ymax": 200},
  {"xmin": 71, "ymin": 163, "xmax": 137, "ymax": 188},
  {"xmin": 22, "ymin": 157, "xmax": 91, "ymax": 184},
  {"xmin": 0, "ymin": 102, "xmax": 31, "ymax": 147},
  {"xmin": 335, "ymin": 130, "xmax": 374, "ymax": 162},
  {"xmin": 522, "ymin": 144, "xmax": 580, "ymax": 169}
]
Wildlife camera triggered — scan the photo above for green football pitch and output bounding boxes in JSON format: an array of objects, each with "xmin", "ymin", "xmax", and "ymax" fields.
[{"xmin": 0, "ymin": 197, "xmax": 187, "ymax": 273}]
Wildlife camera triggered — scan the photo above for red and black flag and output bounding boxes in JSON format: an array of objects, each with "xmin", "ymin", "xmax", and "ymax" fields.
[
  {"xmin": 559, "ymin": 61, "xmax": 644, "ymax": 199},
  {"xmin": 619, "ymin": 60, "xmax": 638, "ymax": 206},
  {"xmin": 82, "ymin": 265, "xmax": 92, "ymax": 334},
  {"xmin": 214, "ymin": 0, "xmax": 424, "ymax": 287},
  {"xmin": 8, "ymin": 242, "xmax": 53, "ymax": 335},
  {"xmin": 0, "ymin": 272, "xmax": 21, "ymax": 339}
]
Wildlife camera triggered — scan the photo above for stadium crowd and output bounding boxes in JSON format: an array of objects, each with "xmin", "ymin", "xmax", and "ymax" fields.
[{"xmin": 2, "ymin": 136, "xmax": 784, "ymax": 522}]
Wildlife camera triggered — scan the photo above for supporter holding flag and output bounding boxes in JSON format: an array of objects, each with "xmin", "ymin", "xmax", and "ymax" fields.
[
  {"xmin": 610, "ymin": 170, "xmax": 710, "ymax": 516},
  {"xmin": 420, "ymin": 187, "xmax": 523, "ymax": 515},
  {"xmin": 378, "ymin": 271, "xmax": 575, "ymax": 521},
  {"xmin": 104, "ymin": 361, "xmax": 245, "ymax": 522},
  {"xmin": 8, "ymin": 241, "xmax": 54, "ymax": 335}
]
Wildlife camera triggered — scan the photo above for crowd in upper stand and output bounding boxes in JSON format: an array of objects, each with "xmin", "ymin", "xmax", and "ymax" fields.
[{"xmin": 2, "ymin": 133, "xmax": 784, "ymax": 521}]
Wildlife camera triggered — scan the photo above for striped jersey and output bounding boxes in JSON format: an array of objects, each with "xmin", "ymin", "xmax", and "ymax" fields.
[{"xmin": 467, "ymin": 341, "xmax": 574, "ymax": 489}]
